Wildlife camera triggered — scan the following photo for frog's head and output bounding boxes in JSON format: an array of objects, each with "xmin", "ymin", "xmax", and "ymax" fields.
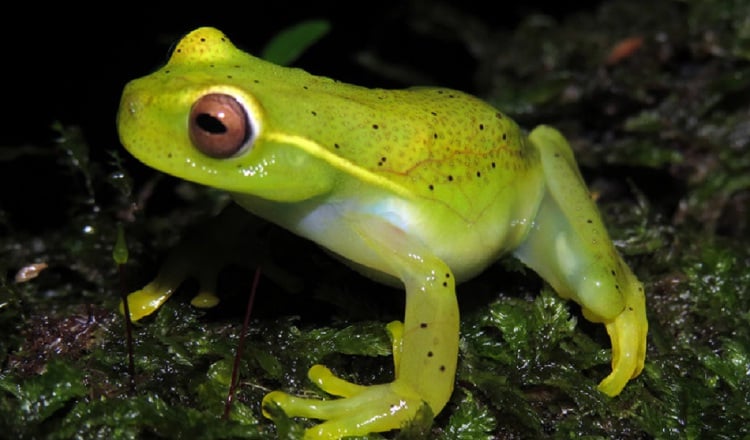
[{"xmin": 117, "ymin": 27, "xmax": 336, "ymax": 202}]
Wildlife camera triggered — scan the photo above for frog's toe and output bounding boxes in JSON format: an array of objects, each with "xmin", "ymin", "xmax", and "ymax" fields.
[
  {"xmin": 263, "ymin": 370, "xmax": 426, "ymax": 438},
  {"xmin": 189, "ymin": 290, "xmax": 220, "ymax": 308},
  {"xmin": 120, "ymin": 280, "xmax": 176, "ymax": 321},
  {"xmin": 307, "ymin": 365, "xmax": 366, "ymax": 398},
  {"xmin": 598, "ymin": 299, "xmax": 647, "ymax": 396}
]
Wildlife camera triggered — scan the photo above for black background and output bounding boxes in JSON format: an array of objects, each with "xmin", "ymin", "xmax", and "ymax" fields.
[{"xmin": 3, "ymin": 1, "xmax": 601, "ymax": 231}]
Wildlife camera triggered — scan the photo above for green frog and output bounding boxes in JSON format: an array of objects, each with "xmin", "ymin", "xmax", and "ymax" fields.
[{"xmin": 117, "ymin": 27, "xmax": 647, "ymax": 439}]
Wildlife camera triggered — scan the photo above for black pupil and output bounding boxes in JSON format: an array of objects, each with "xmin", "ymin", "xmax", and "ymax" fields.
[{"xmin": 195, "ymin": 113, "xmax": 228, "ymax": 134}]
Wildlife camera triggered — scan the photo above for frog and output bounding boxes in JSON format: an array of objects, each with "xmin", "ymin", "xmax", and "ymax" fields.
[{"xmin": 117, "ymin": 27, "xmax": 647, "ymax": 439}]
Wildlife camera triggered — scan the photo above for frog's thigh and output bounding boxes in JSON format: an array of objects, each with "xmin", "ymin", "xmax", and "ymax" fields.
[{"xmin": 515, "ymin": 126, "xmax": 647, "ymax": 396}]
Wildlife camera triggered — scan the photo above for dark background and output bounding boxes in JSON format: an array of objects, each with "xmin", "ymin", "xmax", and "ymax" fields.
[
  {"xmin": 9, "ymin": 1, "xmax": 603, "ymax": 148},
  {"xmin": 3, "ymin": 1, "xmax": 601, "ymax": 232}
]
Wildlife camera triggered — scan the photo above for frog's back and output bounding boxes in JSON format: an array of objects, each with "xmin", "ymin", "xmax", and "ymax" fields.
[{"xmin": 255, "ymin": 79, "xmax": 540, "ymax": 216}]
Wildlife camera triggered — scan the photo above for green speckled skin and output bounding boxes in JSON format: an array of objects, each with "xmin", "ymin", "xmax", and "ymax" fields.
[{"xmin": 118, "ymin": 27, "xmax": 647, "ymax": 439}]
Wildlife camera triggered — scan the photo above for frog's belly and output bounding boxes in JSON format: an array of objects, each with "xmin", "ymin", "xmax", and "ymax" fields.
[
  {"xmin": 358, "ymin": 196, "xmax": 538, "ymax": 282},
  {"xmin": 246, "ymin": 194, "xmax": 540, "ymax": 285}
]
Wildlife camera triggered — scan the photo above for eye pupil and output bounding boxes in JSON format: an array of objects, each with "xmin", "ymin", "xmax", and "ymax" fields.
[
  {"xmin": 189, "ymin": 93, "xmax": 254, "ymax": 158},
  {"xmin": 195, "ymin": 113, "xmax": 229, "ymax": 134}
]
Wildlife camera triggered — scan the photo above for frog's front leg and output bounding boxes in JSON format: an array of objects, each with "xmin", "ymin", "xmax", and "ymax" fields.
[
  {"xmin": 121, "ymin": 230, "xmax": 223, "ymax": 321},
  {"xmin": 514, "ymin": 126, "xmax": 647, "ymax": 396},
  {"xmin": 121, "ymin": 206, "xmax": 293, "ymax": 321},
  {"xmin": 263, "ymin": 215, "xmax": 459, "ymax": 439}
]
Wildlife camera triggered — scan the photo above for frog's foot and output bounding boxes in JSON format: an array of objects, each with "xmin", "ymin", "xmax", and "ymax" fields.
[
  {"xmin": 120, "ymin": 278, "xmax": 178, "ymax": 322},
  {"xmin": 595, "ymin": 283, "xmax": 648, "ymax": 396},
  {"xmin": 263, "ymin": 365, "xmax": 428, "ymax": 439}
]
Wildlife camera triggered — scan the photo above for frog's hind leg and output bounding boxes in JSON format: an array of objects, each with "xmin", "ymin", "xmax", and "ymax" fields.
[
  {"xmin": 263, "ymin": 213, "xmax": 459, "ymax": 438},
  {"xmin": 513, "ymin": 125, "xmax": 647, "ymax": 396}
]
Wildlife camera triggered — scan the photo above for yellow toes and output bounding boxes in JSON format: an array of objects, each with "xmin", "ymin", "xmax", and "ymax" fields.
[
  {"xmin": 598, "ymin": 301, "xmax": 647, "ymax": 396},
  {"xmin": 308, "ymin": 365, "xmax": 366, "ymax": 398}
]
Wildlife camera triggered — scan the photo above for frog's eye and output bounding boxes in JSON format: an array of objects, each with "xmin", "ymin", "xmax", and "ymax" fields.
[{"xmin": 189, "ymin": 93, "xmax": 257, "ymax": 158}]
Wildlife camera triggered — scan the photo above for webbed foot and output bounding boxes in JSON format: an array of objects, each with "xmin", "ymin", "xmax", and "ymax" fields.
[{"xmin": 263, "ymin": 365, "xmax": 427, "ymax": 439}]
